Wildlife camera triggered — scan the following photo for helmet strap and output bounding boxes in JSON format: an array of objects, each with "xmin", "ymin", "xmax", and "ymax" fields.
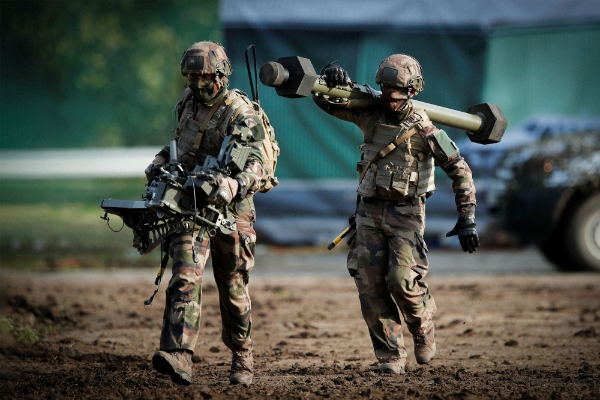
[{"xmin": 399, "ymin": 100, "xmax": 410, "ymax": 113}]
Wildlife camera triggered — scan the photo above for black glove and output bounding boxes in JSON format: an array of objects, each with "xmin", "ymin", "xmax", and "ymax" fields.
[
  {"xmin": 145, "ymin": 164, "xmax": 162, "ymax": 182},
  {"xmin": 321, "ymin": 61, "xmax": 350, "ymax": 87},
  {"xmin": 446, "ymin": 218, "xmax": 480, "ymax": 253}
]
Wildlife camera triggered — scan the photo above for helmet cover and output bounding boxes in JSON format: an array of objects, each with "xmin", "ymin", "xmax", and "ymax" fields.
[
  {"xmin": 375, "ymin": 54, "xmax": 424, "ymax": 96},
  {"xmin": 180, "ymin": 41, "xmax": 232, "ymax": 77}
]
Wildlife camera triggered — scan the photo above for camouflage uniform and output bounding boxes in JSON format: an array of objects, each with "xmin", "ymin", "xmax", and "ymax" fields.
[
  {"xmin": 156, "ymin": 93, "xmax": 265, "ymax": 357},
  {"xmin": 150, "ymin": 42, "xmax": 267, "ymax": 360},
  {"xmin": 313, "ymin": 59, "xmax": 476, "ymax": 365}
]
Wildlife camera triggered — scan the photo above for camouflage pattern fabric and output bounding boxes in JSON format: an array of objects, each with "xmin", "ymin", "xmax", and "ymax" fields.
[
  {"xmin": 313, "ymin": 95, "xmax": 476, "ymax": 363},
  {"xmin": 375, "ymin": 54, "xmax": 424, "ymax": 94},
  {"xmin": 160, "ymin": 198, "xmax": 256, "ymax": 356},
  {"xmin": 153, "ymin": 91, "xmax": 266, "ymax": 199},
  {"xmin": 180, "ymin": 41, "xmax": 232, "ymax": 77},
  {"xmin": 155, "ymin": 85, "xmax": 267, "ymax": 358},
  {"xmin": 313, "ymin": 98, "xmax": 476, "ymax": 218},
  {"xmin": 352, "ymin": 198, "xmax": 436, "ymax": 362},
  {"xmin": 174, "ymin": 89, "xmax": 266, "ymax": 198}
]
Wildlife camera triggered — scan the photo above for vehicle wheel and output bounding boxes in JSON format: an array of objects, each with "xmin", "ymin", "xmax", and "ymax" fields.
[
  {"xmin": 539, "ymin": 234, "xmax": 571, "ymax": 270},
  {"xmin": 565, "ymin": 193, "xmax": 600, "ymax": 271}
]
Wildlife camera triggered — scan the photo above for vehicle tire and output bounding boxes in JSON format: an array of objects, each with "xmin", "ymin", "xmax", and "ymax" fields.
[
  {"xmin": 565, "ymin": 193, "xmax": 600, "ymax": 271},
  {"xmin": 539, "ymin": 234, "xmax": 571, "ymax": 271}
]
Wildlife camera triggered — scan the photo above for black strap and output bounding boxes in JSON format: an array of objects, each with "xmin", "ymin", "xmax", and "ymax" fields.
[
  {"xmin": 144, "ymin": 236, "xmax": 173, "ymax": 307},
  {"xmin": 245, "ymin": 44, "xmax": 259, "ymax": 104}
]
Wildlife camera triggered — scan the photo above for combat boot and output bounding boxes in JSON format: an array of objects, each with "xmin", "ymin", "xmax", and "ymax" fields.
[
  {"xmin": 378, "ymin": 356, "xmax": 406, "ymax": 374},
  {"xmin": 229, "ymin": 352, "xmax": 254, "ymax": 386},
  {"xmin": 152, "ymin": 350, "xmax": 193, "ymax": 385},
  {"xmin": 413, "ymin": 323, "xmax": 436, "ymax": 364}
]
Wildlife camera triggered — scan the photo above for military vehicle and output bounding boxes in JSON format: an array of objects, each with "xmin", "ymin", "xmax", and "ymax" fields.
[{"xmin": 492, "ymin": 126, "xmax": 600, "ymax": 271}]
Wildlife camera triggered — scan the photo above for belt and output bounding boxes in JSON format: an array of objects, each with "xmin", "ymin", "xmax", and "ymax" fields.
[{"xmin": 361, "ymin": 196, "xmax": 422, "ymax": 206}]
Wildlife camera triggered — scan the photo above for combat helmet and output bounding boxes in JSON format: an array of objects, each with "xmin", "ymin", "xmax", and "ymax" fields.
[
  {"xmin": 180, "ymin": 41, "xmax": 233, "ymax": 77},
  {"xmin": 375, "ymin": 54, "xmax": 424, "ymax": 96}
]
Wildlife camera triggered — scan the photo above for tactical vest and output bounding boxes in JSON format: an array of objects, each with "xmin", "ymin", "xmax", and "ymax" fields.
[
  {"xmin": 175, "ymin": 88, "xmax": 279, "ymax": 192},
  {"xmin": 176, "ymin": 89, "xmax": 252, "ymax": 168},
  {"xmin": 357, "ymin": 109, "xmax": 435, "ymax": 200}
]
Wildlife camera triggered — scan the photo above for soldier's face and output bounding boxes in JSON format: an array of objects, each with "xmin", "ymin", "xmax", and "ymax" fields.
[
  {"xmin": 188, "ymin": 73, "xmax": 220, "ymax": 103},
  {"xmin": 381, "ymin": 86, "xmax": 408, "ymax": 113},
  {"xmin": 188, "ymin": 73, "xmax": 216, "ymax": 86}
]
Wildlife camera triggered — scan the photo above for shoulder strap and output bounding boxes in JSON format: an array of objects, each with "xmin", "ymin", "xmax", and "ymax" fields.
[
  {"xmin": 220, "ymin": 91, "xmax": 252, "ymax": 129},
  {"xmin": 172, "ymin": 88, "xmax": 194, "ymax": 136},
  {"xmin": 411, "ymin": 108, "xmax": 434, "ymax": 136},
  {"xmin": 176, "ymin": 88, "xmax": 193, "ymax": 119}
]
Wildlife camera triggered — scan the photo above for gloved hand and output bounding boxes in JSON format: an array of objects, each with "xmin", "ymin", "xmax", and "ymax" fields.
[
  {"xmin": 445, "ymin": 218, "xmax": 480, "ymax": 253},
  {"xmin": 205, "ymin": 176, "xmax": 239, "ymax": 208},
  {"xmin": 321, "ymin": 61, "xmax": 350, "ymax": 87},
  {"xmin": 145, "ymin": 163, "xmax": 162, "ymax": 182},
  {"xmin": 145, "ymin": 154, "xmax": 167, "ymax": 182}
]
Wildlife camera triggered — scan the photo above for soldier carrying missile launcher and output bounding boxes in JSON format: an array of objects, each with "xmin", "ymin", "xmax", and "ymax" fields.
[
  {"xmin": 317, "ymin": 55, "xmax": 482, "ymax": 373},
  {"xmin": 317, "ymin": 55, "xmax": 480, "ymax": 373},
  {"xmin": 260, "ymin": 53, "xmax": 502, "ymax": 374}
]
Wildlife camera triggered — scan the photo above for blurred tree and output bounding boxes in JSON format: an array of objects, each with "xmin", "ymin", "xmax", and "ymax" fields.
[{"xmin": 0, "ymin": 0, "xmax": 220, "ymax": 149}]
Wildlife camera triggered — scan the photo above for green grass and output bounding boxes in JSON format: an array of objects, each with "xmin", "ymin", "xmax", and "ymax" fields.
[
  {"xmin": 0, "ymin": 178, "xmax": 147, "ymax": 205},
  {"xmin": 0, "ymin": 179, "xmax": 161, "ymax": 270}
]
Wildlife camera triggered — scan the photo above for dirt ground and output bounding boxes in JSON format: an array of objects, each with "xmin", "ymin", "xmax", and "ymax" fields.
[{"xmin": 1, "ymin": 267, "xmax": 599, "ymax": 399}]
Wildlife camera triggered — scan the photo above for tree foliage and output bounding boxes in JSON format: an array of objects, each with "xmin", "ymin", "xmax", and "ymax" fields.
[{"xmin": 1, "ymin": 0, "xmax": 220, "ymax": 149}]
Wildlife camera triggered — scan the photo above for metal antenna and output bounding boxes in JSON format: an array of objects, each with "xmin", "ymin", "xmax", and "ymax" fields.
[{"xmin": 245, "ymin": 44, "xmax": 259, "ymax": 104}]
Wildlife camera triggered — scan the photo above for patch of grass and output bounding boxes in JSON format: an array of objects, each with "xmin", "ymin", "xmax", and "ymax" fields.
[
  {"xmin": 0, "ymin": 317, "xmax": 16, "ymax": 348},
  {"xmin": 276, "ymin": 288, "xmax": 291, "ymax": 300},
  {"xmin": 0, "ymin": 317, "xmax": 37, "ymax": 346},
  {"xmin": 0, "ymin": 317, "xmax": 13, "ymax": 335},
  {"xmin": 0, "ymin": 178, "xmax": 165, "ymax": 269},
  {"xmin": 13, "ymin": 327, "xmax": 39, "ymax": 344},
  {"xmin": 0, "ymin": 203, "xmax": 161, "ymax": 270},
  {"xmin": 0, "ymin": 178, "xmax": 146, "ymax": 205}
]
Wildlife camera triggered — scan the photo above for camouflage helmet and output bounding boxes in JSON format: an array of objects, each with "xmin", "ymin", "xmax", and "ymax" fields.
[
  {"xmin": 375, "ymin": 54, "xmax": 424, "ymax": 95},
  {"xmin": 180, "ymin": 41, "xmax": 233, "ymax": 77}
]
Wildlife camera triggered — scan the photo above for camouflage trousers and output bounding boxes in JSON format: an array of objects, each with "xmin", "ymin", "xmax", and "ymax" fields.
[
  {"xmin": 159, "ymin": 199, "xmax": 256, "ymax": 357},
  {"xmin": 349, "ymin": 198, "xmax": 437, "ymax": 362}
]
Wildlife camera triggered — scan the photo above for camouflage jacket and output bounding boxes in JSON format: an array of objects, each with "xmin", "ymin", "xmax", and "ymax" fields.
[
  {"xmin": 155, "ymin": 89, "xmax": 266, "ymax": 202},
  {"xmin": 313, "ymin": 96, "xmax": 476, "ymax": 219}
]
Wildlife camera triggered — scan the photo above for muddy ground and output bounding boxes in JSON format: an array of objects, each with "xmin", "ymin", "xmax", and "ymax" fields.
[{"xmin": 1, "ymin": 265, "xmax": 599, "ymax": 399}]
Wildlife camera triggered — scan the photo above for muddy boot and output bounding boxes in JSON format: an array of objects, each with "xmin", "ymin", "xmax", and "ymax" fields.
[
  {"xmin": 413, "ymin": 323, "xmax": 436, "ymax": 365},
  {"xmin": 152, "ymin": 350, "xmax": 193, "ymax": 385},
  {"xmin": 378, "ymin": 356, "xmax": 406, "ymax": 374},
  {"xmin": 229, "ymin": 353, "xmax": 254, "ymax": 386}
]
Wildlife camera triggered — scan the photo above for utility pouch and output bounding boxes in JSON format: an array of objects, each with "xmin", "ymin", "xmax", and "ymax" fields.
[
  {"xmin": 390, "ymin": 167, "xmax": 412, "ymax": 196},
  {"xmin": 375, "ymin": 169, "xmax": 393, "ymax": 192},
  {"xmin": 176, "ymin": 118, "xmax": 203, "ymax": 164},
  {"xmin": 356, "ymin": 159, "xmax": 367, "ymax": 174},
  {"xmin": 179, "ymin": 118, "xmax": 202, "ymax": 137},
  {"xmin": 357, "ymin": 162, "xmax": 376, "ymax": 197},
  {"xmin": 415, "ymin": 157, "xmax": 435, "ymax": 196}
]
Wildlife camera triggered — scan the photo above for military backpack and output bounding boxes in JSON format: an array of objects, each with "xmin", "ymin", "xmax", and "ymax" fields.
[{"xmin": 250, "ymin": 100, "xmax": 279, "ymax": 192}]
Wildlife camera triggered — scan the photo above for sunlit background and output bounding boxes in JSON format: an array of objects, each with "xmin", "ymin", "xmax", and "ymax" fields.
[{"xmin": 1, "ymin": 0, "xmax": 599, "ymax": 271}]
